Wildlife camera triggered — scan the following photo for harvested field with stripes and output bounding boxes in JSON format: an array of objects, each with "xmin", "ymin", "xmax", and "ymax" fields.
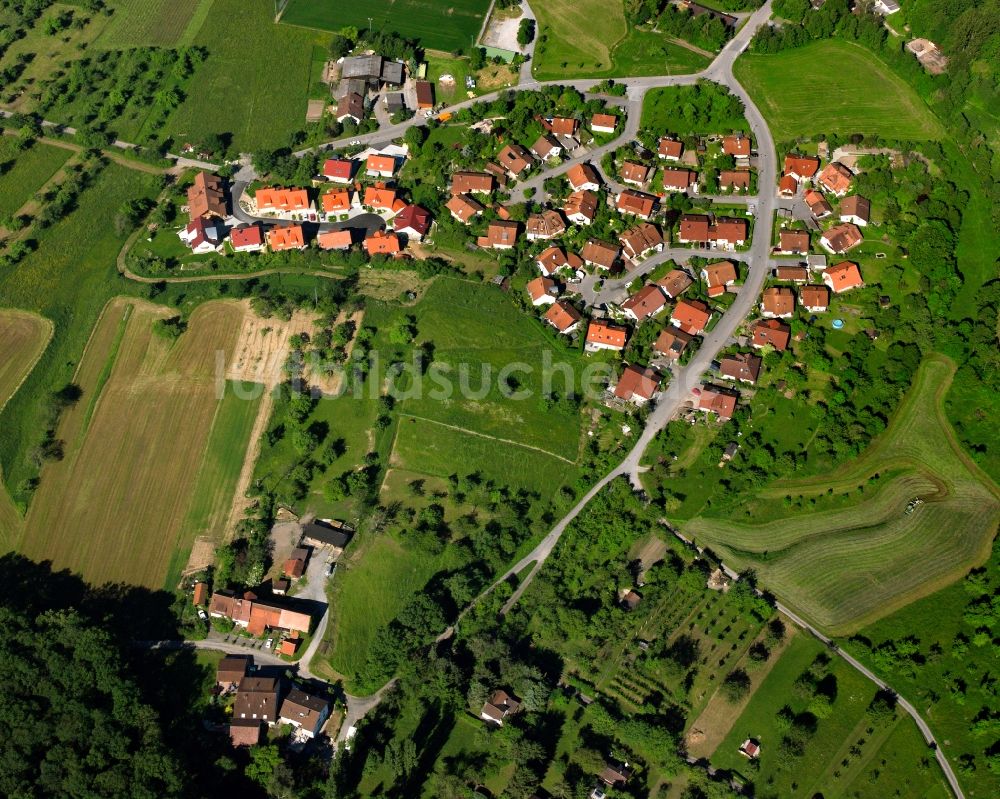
[{"xmin": 685, "ymin": 355, "xmax": 1000, "ymax": 634}]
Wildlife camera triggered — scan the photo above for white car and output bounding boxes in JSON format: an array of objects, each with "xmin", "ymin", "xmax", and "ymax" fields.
[
  {"xmin": 197, "ymin": 609, "xmax": 208, "ymax": 621},
  {"xmin": 264, "ymin": 639, "xmax": 273, "ymax": 650}
]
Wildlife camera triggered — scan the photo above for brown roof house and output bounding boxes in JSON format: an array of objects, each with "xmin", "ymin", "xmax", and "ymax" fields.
[
  {"xmin": 480, "ymin": 690, "xmax": 521, "ymax": 726},
  {"xmin": 662, "ymin": 167, "xmax": 697, "ymax": 192},
  {"xmin": 762, "ymin": 286, "xmax": 796, "ymax": 318},
  {"xmin": 701, "ymin": 261, "xmax": 738, "ymax": 298},
  {"xmin": 621, "ymin": 161, "xmax": 651, "ymax": 186},
  {"xmin": 581, "ymin": 238, "xmax": 620, "ymax": 270},
  {"xmin": 658, "ymin": 137, "xmax": 683, "ymax": 160},
  {"xmin": 283, "ymin": 547, "xmax": 310, "ymax": 579},
  {"xmin": 619, "ymin": 222, "xmax": 663, "ymax": 260},
  {"xmin": 525, "ymin": 209, "xmax": 567, "ymax": 241},
  {"xmin": 336, "ymin": 92, "xmax": 365, "ymax": 124},
  {"xmin": 820, "ymin": 223, "xmax": 863, "ymax": 254},
  {"xmin": 839, "ymin": 195, "xmax": 871, "ymax": 227},
  {"xmin": 600, "ymin": 761, "xmax": 633, "ymax": 787},
  {"xmin": 616, "ymin": 189, "xmax": 657, "ymax": 220},
  {"xmin": 446, "ymin": 194, "xmax": 485, "ymax": 224},
  {"xmin": 613, "ymin": 365, "xmax": 660, "ymax": 404},
  {"xmin": 233, "ymin": 676, "xmax": 280, "ymax": 726},
  {"xmin": 497, "ymin": 143, "xmax": 534, "ymax": 178},
  {"xmin": 657, "ymin": 268, "xmax": 693, "ymax": 299},
  {"xmin": 777, "ymin": 229, "xmax": 810, "ymax": 254},
  {"xmin": 719, "ymin": 352, "xmax": 762, "ymax": 384},
  {"xmin": 774, "ymin": 266, "xmax": 809, "ymax": 283},
  {"xmin": 477, "ymin": 220, "xmax": 520, "ymax": 249},
  {"xmin": 530, "ymin": 133, "xmax": 562, "ymax": 161},
  {"xmin": 229, "ymin": 718, "xmax": 263, "ymax": 747},
  {"xmin": 697, "ymin": 385, "xmax": 739, "ymax": 420},
  {"xmin": 187, "ymin": 172, "xmax": 227, "ymax": 220},
  {"xmin": 800, "ymin": 284, "xmax": 831, "ymax": 312},
  {"xmin": 722, "ymin": 134, "xmax": 751, "ymax": 158},
  {"xmin": 566, "ymin": 163, "xmax": 601, "ymax": 192},
  {"xmin": 451, "ymin": 171, "xmax": 494, "ymax": 195},
  {"xmin": 536, "ymin": 246, "xmax": 583, "ymax": 276},
  {"xmin": 653, "ymin": 327, "xmax": 694, "ymax": 360},
  {"xmin": 217, "ymin": 655, "xmax": 252, "ymax": 690},
  {"xmin": 564, "ymin": 189, "xmax": 599, "ymax": 225},
  {"xmin": 591, "ymin": 113, "xmax": 618, "ymax": 134},
  {"xmin": 278, "ymin": 688, "xmax": 331, "ymax": 738},
  {"xmin": 719, "ymin": 169, "xmax": 751, "ymax": 192},
  {"xmin": 804, "ymin": 189, "xmax": 833, "ymax": 219},
  {"xmin": 749, "ymin": 318, "xmax": 791, "ymax": 351},
  {"xmin": 621, "ymin": 284, "xmax": 667, "ymax": 322}
]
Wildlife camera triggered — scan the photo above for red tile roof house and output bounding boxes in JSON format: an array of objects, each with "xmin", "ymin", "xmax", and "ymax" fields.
[
  {"xmin": 255, "ymin": 187, "xmax": 314, "ymax": 217},
  {"xmin": 526, "ymin": 276, "xmax": 559, "ymax": 306},
  {"xmin": 657, "ymin": 268, "xmax": 693, "ymax": 299},
  {"xmin": 719, "ymin": 352, "xmax": 762, "ymax": 384},
  {"xmin": 497, "ymin": 143, "xmax": 534, "ymax": 179},
  {"xmin": 321, "ymin": 187, "xmax": 353, "ymax": 217},
  {"xmin": 658, "ymin": 137, "xmax": 683, "ymax": 160},
  {"xmin": 477, "ymin": 220, "xmax": 520, "ymax": 250},
  {"xmin": 278, "ymin": 688, "xmax": 330, "ymax": 738},
  {"xmin": 719, "ymin": 169, "xmax": 751, "ymax": 192},
  {"xmin": 621, "ymin": 284, "xmax": 667, "ymax": 322},
  {"xmin": 740, "ymin": 739, "xmax": 762, "ymax": 759},
  {"xmin": 774, "ymin": 265, "xmax": 809, "ymax": 283},
  {"xmin": 585, "ymin": 321, "xmax": 628, "ymax": 352},
  {"xmin": 393, "ymin": 204, "xmax": 433, "ymax": 241},
  {"xmin": 317, "ymin": 229, "xmax": 354, "ymax": 251},
  {"xmin": 823, "ymin": 261, "xmax": 864, "ymax": 293},
  {"xmin": 537, "ymin": 246, "xmax": 584, "ymax": 276},
  {"xmin": 777, "ymin": 229, "xmax": 810, "ymax": 254},
  {"xmin": 364, "ymin": 230, "xmax": 402, "ymax": 256},
  {"xmin": 525, "ymin": 209, "xmax": 567, "ymax": 241},
  {"xmin": 366, "ymin": 154, "xmax": 397, "ymax": 178},
  {"xmin": 662, "ymin": 168, "xmax": 696, "ymax": 192},
  {"xmin": 566, "ymin": 163, "xmax": 602, "ymax": 192},
  {"xmin": 749, "ymin": 318, "xmax": 791, "ymax": 351},
  {"xmin": 820, "ymin": 223, "xmax": 863, "ymax": 254},
  {"xmin": 564, "ymin": 189, "xmax": 599, "ymax": 225},
  {"xmin": 671, "ymin": 298, "xmax": 712, "ymax": 335},
  {"xmin": 804, "ymin": 189, "xmax": 833, "ymax": 219},
  {"xmin": 621, "ymin": 161, "xmax": 652, "ymax": 186},
  {"xmin": 800, "ymin": 284, "xmax": 831, "ymax": 312},
  {"xmin": 762, "ymin": 286, "xmax": 796, "ymax": 318},
  {"xmin": 446, "ymin": 193, "xmax": 484, "ymax": 224},
  {"xmin": 614, "ymin": 364, "xmax": 661, "ymax": 404},
  {"xmin": 779, "ymin": 174, "xmax": 798, "ymax": 197},
  {"xmin": 544, "ymin": 300, "xmax": 583, "ymax": 334},
  {"xmin": 696, "ymin": 384, "xmax": 739, "ymax": 420},
  {"xmin": 619, "ymin": 223, "xmax": 663, "ymax": 260},
  {"xmin": 283, "ymin": 547, "xmax": 309, "ymax": 579},
  {"xmin": 677, "ymin": 213, "xmax": 711, "ymax": 244},
  {"xmin": 817, "ymin": 161, "xmax": 853, "ymax": 196},
  {"xmin": 722, "ymin": 134, "xmax": 752, "ymax": 158},
  {"xmin": 591, "ymin": 112, "xmax": 618, "ymax": 134},
  {"xmin": 480, "ymin": 690, "xmax": 521, "ymax": 726},
  {"xmin": 323, "ymin": 157, "xmax": 354, "ymax": 184},
  {"xmin": 266, "ymin": 224, "xmax": 307, "ymax": 252},
  {"xmin": 783, "ymin": 153, "xmax": 820, "ymax": 182},
  {"xmin": 450, "ymin": 171, "xmax": 495, "ymax": 195},
  {"xmin": 653, "ymin": 327, "xmax": 694, "ymax": 359},
  {"xmin": 616, "ymin": 189, "xmax": 657, "ymax": 220},
  {"xmin": 363, "ymin": 185, "xmax": 407, "ymax": 217},
  {"xmin": 581, "ymin": 238, "xmax": 620, "ymax": 270},
  {"xmin": 530, "ymin": 134, "xmax": 562, "ymax": 161},
  {"xmin": 178, "ymin": 217, "xmax": 223, "ymax": 254},
  {"xmin": 701, "ymin": 261, "xmax": 738, "ymax": 298},
  {"xmin": 547, "ymin": 116, "xmax": 579, "ymax": 136},
  {"xmin": 187, "ymin": 171, "xmax": 227, "ymax": 220},
  {"xmin": 839, "ymin": 195, "xmax": 871, "ymax": 227},
  {"xmin": 709, "ymin": 217, "xmax": 749, "ymax": 250},
  {"xmin": 193, "ymin": 581, "xmax": 208, "ymax": 606}
]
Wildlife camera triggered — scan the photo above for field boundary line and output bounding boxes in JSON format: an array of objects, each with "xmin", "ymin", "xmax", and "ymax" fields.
[{"xmin": 397, "ymin": 412, "xmax": 576, "ymax": 463}]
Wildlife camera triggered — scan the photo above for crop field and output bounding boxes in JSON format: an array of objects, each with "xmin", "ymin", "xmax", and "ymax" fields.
[
  {"xmin": 165, "ymin": 0, "xmax": 330, "ymax": 151},
  {"xmin": 734, "ymin": 40, "xmax": 944, "ymax": 142},
  {"xmin": 532, "ymin": 0, "xmax": 708, "ymax": 79},
  {"xmin": 0, "ymin": 140, "xmax": 74, "ymax": 220},
  {"xmin": 711, "ymin": 634, "xmax": 951, "ymax": 797},
  {"xmin": 0, "ymin": 164, "xmax": 162, "ymax": 508},
  {"xmin": 281, "ymin": 0, "xmax": 491, "ymax": 54},
  {"xmin": 95, "ymin": 0, "xmax": 209, "ymax": 48},
  {"xmin": 0, "ymin": 311, "xmax": 52, "ymax": 416},
  {"xmin": 685, "ymin": 356, "xmax": 1000, "ymax": 634},
  {"xmin": 16, "ymin": 299, "xmax": 261, "ymax": 589}
]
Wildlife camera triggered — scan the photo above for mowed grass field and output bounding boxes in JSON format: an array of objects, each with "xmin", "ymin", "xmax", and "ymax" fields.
[
  {"xmin": 95, "ymin": 0, "xmax": 211, "ymax": 48},
  {"xmin": 0, "ymin": 139, "xmax": 74, "ymax": 220},
  {"xmin": 531, "ymin": 0, "xmax": 708, "ymax": 80},
  {"xmin": 685, "ymin": 356, "xmax": 1000, "ymax": 634},
  {"xmin": 711, "ymin": 633, "xmax": 952, "ymax": 798},
  {"xmin": 0, "ymin": 311, "xmax": 53, "ymax": 415},
  {"xmin": 16, "ymin": 299, "xmax": 262, "ymax": 589},
  {"xmin": 734, "ymin": 40, "xmax": 944, "ymax": 141},
  {"xmin": 281, "ymin": 0, "xmax": 491, "ymax": 54},
  {"xmin": 164, "ymin": 0, "xmax": 330, "ymax": 151}
]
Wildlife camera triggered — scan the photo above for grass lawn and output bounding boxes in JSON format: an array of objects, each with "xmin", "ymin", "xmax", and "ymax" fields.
[
  {"xmin": 531, "ymin": 0, "xmax": 708, "ymax": 80},
  {"xmin": 711, "ymin": 633, "xmax": 951, "ymax": 797},
  {"xmin": 16, "ymin": 299, "xmax": 261, "ymax": 589},
  {"xmin": 0, "ymin": 139, "xmax": 74, "ymax": 219},
  {"xmin": 0, "ymin": 164, "xmax": 163, "ymax": 510},
  {"xmin": 94, "ymin": 0, "xmax": 209, "ymax": 48},
  {"xmin": 165, "ymin": 0, "xmax": 331, "ymax": 151},
  {"xmin": 684, "ymin": 356, "xmax": 1000, "ymax": 634},
  {"xmin": 281, "ymin": 0, "xmax": 491, "ymax": 54},
  {"xmin": 734, "ymin": 40, "xmax": 944, "ymax": 142}
]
